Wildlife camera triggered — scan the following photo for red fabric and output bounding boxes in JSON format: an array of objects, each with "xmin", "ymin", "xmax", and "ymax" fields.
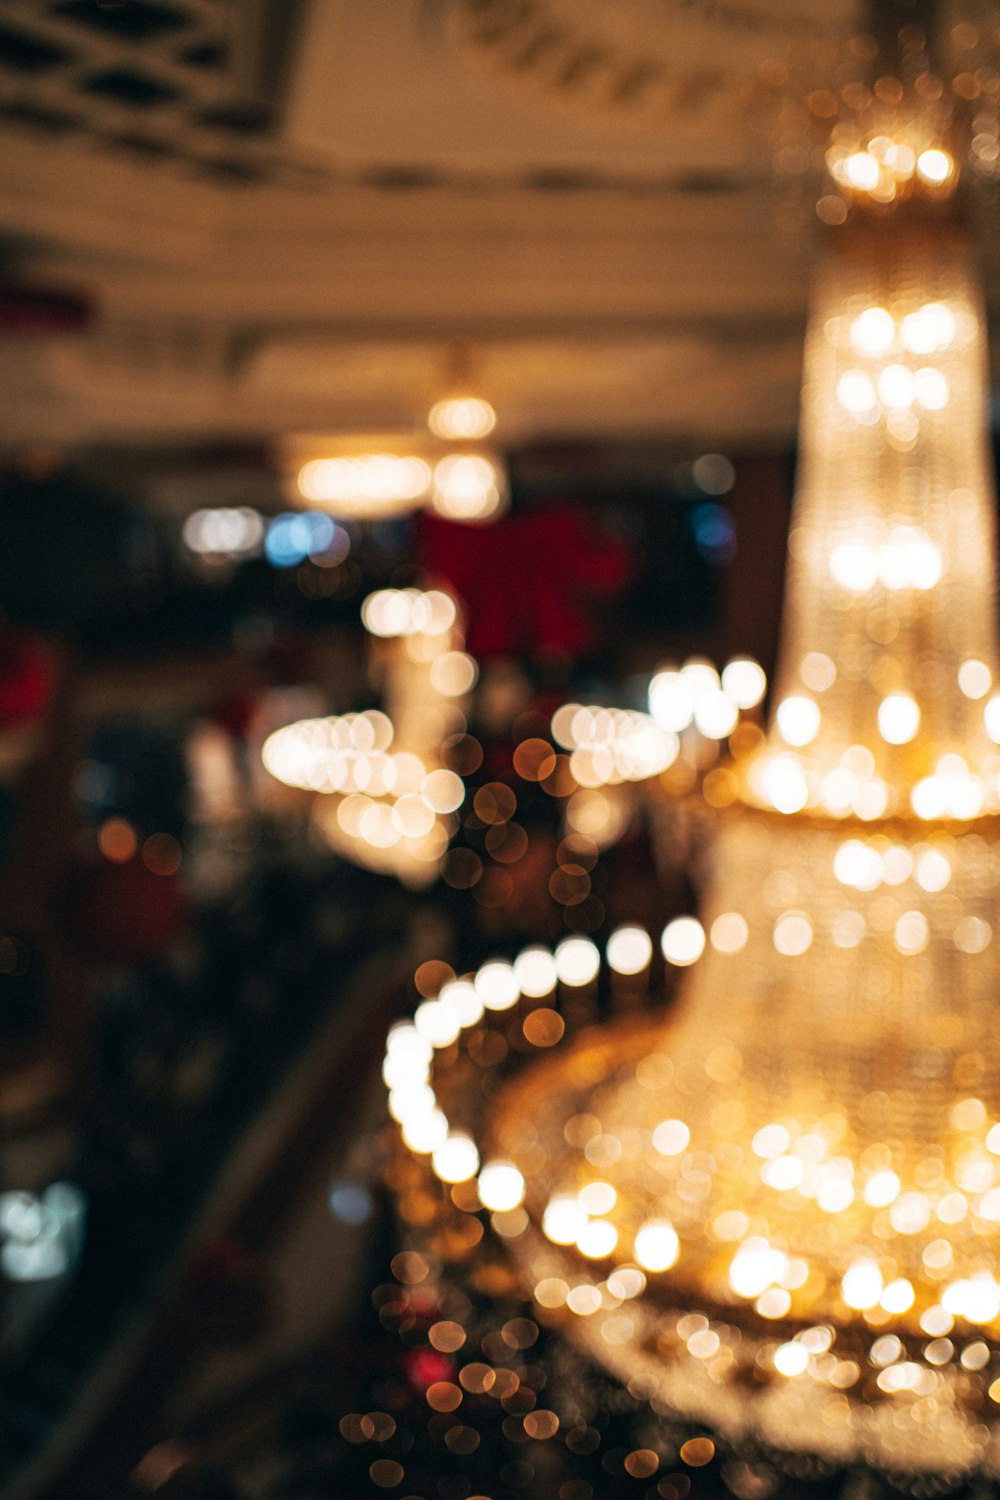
[
  {"xmin": 420, "ymin": 506, "xmax": 633, "ymax": 658},
  {"xmin": 209, "ymin": 692, "xmax": 257, "ymax": 739},
  {"xmin": 0, "ymin": 632, "xmax": 55, "ymax": 727}
]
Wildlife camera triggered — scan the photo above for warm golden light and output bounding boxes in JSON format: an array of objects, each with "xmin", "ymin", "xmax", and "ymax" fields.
[
  {"xmin": 430, "ymin": 454, "xmax": 507, "ymax": 523},
  {"xmin": 298, "ymin": 454, "xmax": 432, "ymax": 514},
  {"xmin": 428, "ymin": 395, "xmax": 497, "ymax": 442},
  {"xmin": 385, "ymin": 212, "xmax": 1000, "ymax": 1479},
  {"xmin": 262, "ymin": 588, "xmax": 470, "ymax": 886}
]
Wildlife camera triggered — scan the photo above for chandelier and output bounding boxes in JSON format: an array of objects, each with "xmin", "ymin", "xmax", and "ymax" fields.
[
  {"xmin": 262, "ymin": 588, "xmax": 473, "ymax": 886},
  {"xmin": 283, "ymin": 349, "xmax": 507, "ymax": 524},
  {"xmin": 381, "ymin": 9, "xmax": 1000, "ymax": 1485}
]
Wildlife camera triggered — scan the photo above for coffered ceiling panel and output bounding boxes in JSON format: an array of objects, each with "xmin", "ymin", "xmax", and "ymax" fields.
[{"xmin": 0, "ymin": 0, "xmax": 997, "ymax": 466}]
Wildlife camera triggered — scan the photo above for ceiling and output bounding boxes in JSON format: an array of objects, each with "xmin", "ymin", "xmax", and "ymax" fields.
[{"xmin": 4, "ymin": 0, "xmax": 999, "ymax": 468}]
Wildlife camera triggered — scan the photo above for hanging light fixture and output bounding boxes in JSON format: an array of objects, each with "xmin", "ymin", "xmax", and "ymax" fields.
[
  {"xmin": 426, "ymin": 344, "xmax": 507, "ymax": 523},
  {"xmin": 546, "ymin": 654, "xmax": 768, "ymax": 852},
  {"xmin": 281, "ymin": 347, "xmax": 507, "ymax": 524},
  {"xmin": 262, "ymin": 588, "xmax": 474, "ymax": 886},
  {"xmin": 293, "ymin": 442, "xmax": 435, "ymax": 520},
  {"xmin": 382, "ymin": 4, "xmax": 1000, "ymax": 1481}
]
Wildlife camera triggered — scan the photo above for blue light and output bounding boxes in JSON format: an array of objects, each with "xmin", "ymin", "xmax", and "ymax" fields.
[
  {"xmin": 692, "ymin": 503, "xmax": 737, "ymax": 565},
  {"xmin": 265, "ymin": 512, "xmax": 340, "ymax": 568},
  {"xmin": 329, "ymin": 1180, "xmax": 374, "ymax": 1225}
]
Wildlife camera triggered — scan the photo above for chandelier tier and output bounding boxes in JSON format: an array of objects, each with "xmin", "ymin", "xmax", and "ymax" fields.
[
  {"xmin": 493, "ymin": 218, "xmax": 1000, "ymax": 1472},
  {"xmin": 383, "ymin": 207, "xmax": 1000, "ymax": 1481},
  {"xmin": 262, "ymin": 588, "xmax": 473, "ymax": 886},
  {"xmin": 376, "ymin": 3, "xmax": 1000, "ymax": 1479},
  {"xmin": 747, "ymin": 221, "xmax": 1000, "ymax": 823}
]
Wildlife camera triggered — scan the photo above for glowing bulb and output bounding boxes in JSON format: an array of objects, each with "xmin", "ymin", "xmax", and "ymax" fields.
[
  {"xmin": 729, "ymin": 1239, "xmax": 787, "ymax": 1298},
  {"xmin": 880, "ymin": 529, "xmax": 941, "ymax": 590},
  {"xmin": 634, "ymin": 1220, "xmax": 680, "ymax": 1272},
  {"xmin": 660, "ymin": 917, "xmax": 705, "ymax": 967},
  {"xmin": 752, "ymin": 754, "xmax": 809, "ymax": 814},
  {"xmin": 431, "ymin": 454, "xmax": 504, "ymax": 522},
  {"xmin": 297, "ymin": 455, "xmax": 431, "ymax": 511},
  {"xmin": 385, "ymin": 1027, "xmax": 430, "ymax": 1068},
  {"xmin": 710, "ymin": 912, "xmax": 748, "ymax": 954},
  {"xmin": 648, "ymin": 671, "xmax": 694, "ymax": 731},
  {"xmin": 477, "ymin": 1161, "xmax": 525, "ymax": 1211},
  {"xmin": 895, "ymin": 910, "xmax": 929, "ymax": 954},
  {"xmin": 914, "ymin": 367, "xmax": 949, "ymax": 410},
  {"xmin": 878, "ymin": 693, "xmax": 920, "ymax": 744},
  {"xmin": 877, "ymin": 363, "xmax": 914, "ymax": 408},
  {"xmin": 902, "ymin": 302, "xmax": 956, "ymax": 354},
  {"xmin": 432, "ymin": 1133, "xmax": 480, "ymax": 1183},
  {"xmin": 543, "ymin": 1196, "xmax": 587, "ymax": 1245},
  {"xmin": 721, "ymin": 657, "xmax": 767, "ymax": 709},
  {"xmin": 842, "ymin": 1258, "xmax": 883, "ymax": 1310},
  {"xmin": 864, "ymin": 1170, "xmax": 901, "ymax": 1207},
  {"xmin": 890, "ymin": 1192, "xmax": 931, "ymax": 1233},
  {"xmin": 837, "ymin": 370, "xmax": 877, "ymax": 415},
  {"xmin": 402, "ymin": 1109, "xmax": 449, "ymax": 1154},
  {"xmin": 414, "ymin": 999, "xmax": 462, "ymax": 1048},
  {"xmin": 984, "ymin": 696, "xmax": 1000, "ymax": 742},
  {"xmin": 680, "ymin": 661, "xmax": 720, "ymax": 702},
  {"xmin": 475, "ymin": 961, "xmax": 520, "ymax": 1011},
  {"xmin": 834, "ymin": 839, "xmax": 882, "ymax": 891},
  {"xmin": 818, "ymin": 1179, "xmax": 854, "ymax": 1212},
  {"xmin": 830, "ymin": 543, "xmax": 879, "ymax": 592},
  {"xmin": 752, "ymin": 1124, "xmax": 791, "ymax": 1159},
  {"xmin": 762, "ymin": 1154, "xmax": 804, "ymax": 1190},
  {"xmin": 959, "ymin": 660, "xmax": 992, "ymax": 700},
  {"xmin": 844, "ymin": 152, "xmax": 880, "ymax": 191},
  {"xmin": 652, "ymin": 1119, "xmax": 690, "ymax": 1156},
  {"xmin": 421, "ymin": 769, "xmax": 465, "ymax": 814},
  {"xmin": 428, "ymin": 395, "xmax": 497, "ymax": 441},
  {"xmin": 438, "ymin": 979, "xmax": 483, "ymax": 1027},
  {"xmin": 773, "ymin": 1342, "xmax": 809, "ymax": 1377},
  {"xmin": 577, "ymin": 1220, "xmax": 619, "ymax": 1259},
  {"xmin": 776, "ymin": 696, "xmax": 820, "ymax": 747},
  {"xmin": 554, "ymin": 937, "xmax": 601, "ymax": 986},
  {"xmin": 429, "ymin": 650, "xmax": 478, "ymax": 699},
  {"xmin": 694, "ymin": 689, "xmax": 738, "ymax": 740},
  {"xmin": 850, "ymin": 307, "xmax": 895, "ymax": 357},
  {"xmin": 800, "ymin": 652, "xmax": 836, "ymax": 692},
  {"xmin": 881, "ymin": 1278, "xmax": 915, "ymax": 1314},
  {"xmin": 606, "ymin": 926, "xmax": 653, "ymax": 975},
  {"xmin": 916, "ymin": 148, "xmax": 953, "ymax": 185},
  {"xmin": 513, "ymin": 947, "xmax": 558, "ymax": 997},
  {"xmin": 773, "ymin": 912, "xmax": 813, "ymax": 956},
  {"xmin": 578, "ymin": 1181, "xmax": 616, "ymax": 1215}
]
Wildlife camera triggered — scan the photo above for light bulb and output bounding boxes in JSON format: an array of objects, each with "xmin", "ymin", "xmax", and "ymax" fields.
[
  {"xmin": 916, "ymin": 149, "xmax": 953, "ymax": 185},
  {"xmin": 428, "ymin": 395, "xmax": 497, "ymax": 442},
  {"xmin": 878, "ymin": 693, "xmax": 920, "ymax": 744},
  {"xmin": 850, "ymin": 307, "xmax": 894, "ymax": 356}
]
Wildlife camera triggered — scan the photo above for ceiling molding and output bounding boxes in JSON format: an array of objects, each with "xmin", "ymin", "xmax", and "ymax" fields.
[{"xmin": 447, "ymin": 0, "xmax": 857, "ymax": 133}]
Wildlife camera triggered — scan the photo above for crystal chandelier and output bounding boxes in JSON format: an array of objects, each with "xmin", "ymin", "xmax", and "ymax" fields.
[
  {"xmin": 283, "ymin": 349, "xmax": 506, "ymax": 524},
  {"xmin": 382, "ymin": 11, "xmax": 1000, "ymax": 1482},
  {"xmin": 262, "ymin": 588, "xmax": 473, "ymax": 886}
]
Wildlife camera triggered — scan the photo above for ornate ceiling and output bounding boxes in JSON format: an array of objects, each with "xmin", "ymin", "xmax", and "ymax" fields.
[{"xmin": 2, "ymin": 0, "xmax": 997, "ymax": 471}]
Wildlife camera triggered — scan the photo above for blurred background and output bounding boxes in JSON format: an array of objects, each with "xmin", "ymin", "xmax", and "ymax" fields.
[{"xmin": 1, "ymin": 1, "xmax": 998, "ymax": 1497}]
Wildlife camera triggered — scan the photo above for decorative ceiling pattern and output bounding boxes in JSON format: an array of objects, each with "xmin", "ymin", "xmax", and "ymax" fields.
[
  {"xmin": 0, "ymin": 0, "xmax": 319, "ymax": 187},
  {"xmin": 448, "ymin": 0, "xmax": 857, "ymax": 132},
  {"xmin": 3, "ymin": 0, "xmax": 1000, "ymax": 464}
]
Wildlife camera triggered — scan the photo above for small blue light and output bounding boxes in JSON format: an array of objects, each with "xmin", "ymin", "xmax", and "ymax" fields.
[
  {"xmin": 329, "ymin": 1180, "xmax": 373, "ymax": 1226},
  {"xmin": 266, "ymin": 512, "xmax": 340, "ymax": 568},
  {"xmin": 306, "ymin": 514, "xmax": 336, "ymax": 557},
  {"xmin": 692, "ymin": 503, "xmax": 736, "ymax": 565}
]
